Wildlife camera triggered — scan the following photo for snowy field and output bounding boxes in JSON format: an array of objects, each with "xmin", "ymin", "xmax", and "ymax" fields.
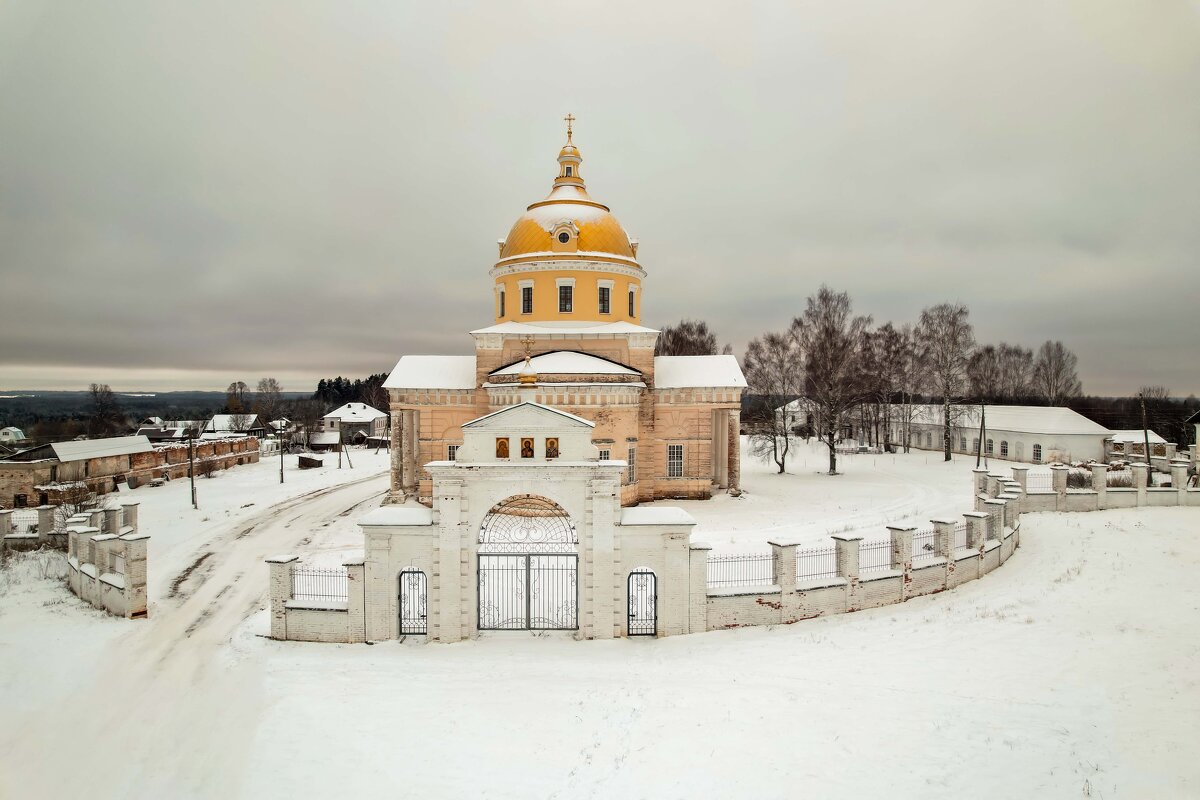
[{"xmin": 1, "ymin": 445, "xmax": 1198, "ymax": 798}]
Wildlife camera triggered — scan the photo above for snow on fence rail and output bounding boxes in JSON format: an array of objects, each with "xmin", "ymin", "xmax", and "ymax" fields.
[
  {"xmin": 291, "ymin": 566, "xmax": 348, "ymax": 602},
  {"xmin": 1026, "ymin": 471, "xmax": 1053, "ymax": 491},
  {"xmin": 706, "ymin": 552, "xmax": 775, "ymax": 589},
  {"xmin": 858, "ymin": 539, "xmax": 893, "ymax": 572},
  {"xmin": 795, "ymin": 546, "xmax": 837, "ymax": 582}
]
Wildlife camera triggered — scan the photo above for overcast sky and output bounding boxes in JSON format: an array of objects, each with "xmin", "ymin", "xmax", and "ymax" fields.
[{"xmin": 1, "ymin": 1, "xmax": 1197, "ymax": 397}]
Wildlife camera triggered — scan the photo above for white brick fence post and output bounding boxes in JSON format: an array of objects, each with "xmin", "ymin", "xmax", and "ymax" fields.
[
  {"xmin": 1050, "ymin": 465, "xmax": 1069, "ymax": 509},
  {"xmin": 36, "ymin": 505, "xmax": 55, "ymax": 543},
  {"xmin": 1132, "ymin": 462, "xmax": 1149, "ymax": 505},
  {"xmin": 688, "ymin": 543, "xmax": 710, "ymax": 635},
  {"xmin": 887, "ymin": 525, "xmax": 915, "ymax": 600},
  {"xmin": 121, "ymin": 501, "xmax": 140, "ymax": 534},
  {"xmin": 1170, "ymin": 460, "xmax": 1189, "ymax": 503},
  {"xmin": 1090, "ymin": 463, "xmax": 1108, "ymax": 509},
  {"xmin": 964, "ymin": 511, "xmax": 989, "ymax": 549},
  {"xmin": 344, "ymin": 557, "xmax": 367, "ymax": 643},
  {"xmin": 833, "ymin": 535, "xmax": 861, "ymax": 611},
  {"xmin": 266, "ymin": 555, "xmax": 298, "ymax": 640},
  {"xmin": 1010, "ymin": 466, "xmax": 1029, "ymax": 494}
]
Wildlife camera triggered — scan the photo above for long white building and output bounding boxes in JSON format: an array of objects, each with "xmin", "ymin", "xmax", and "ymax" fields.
[{"xmin": 894, "ymin": 404, "xmax": 1111, "ymax": 464}]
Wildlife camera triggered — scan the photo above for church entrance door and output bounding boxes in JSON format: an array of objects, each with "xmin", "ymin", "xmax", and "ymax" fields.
[{"xmin": 477, "ymin": 495, "xmax": 578, "ymax": 631}]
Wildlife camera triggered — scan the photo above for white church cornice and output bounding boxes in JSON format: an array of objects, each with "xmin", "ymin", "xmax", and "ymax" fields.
[{"xmin": 490, "ymin": 258, "xmax": 646, "ymax": 281}]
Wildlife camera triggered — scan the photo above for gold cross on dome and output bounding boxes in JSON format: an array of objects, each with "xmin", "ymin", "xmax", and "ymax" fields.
[
  {"xmin": 519, "ymin": 335, "xmax": 536, "ymax": 359},
  {"xmin": 563, "ymin": 113, "xmax": 575, "ymax": 142}
]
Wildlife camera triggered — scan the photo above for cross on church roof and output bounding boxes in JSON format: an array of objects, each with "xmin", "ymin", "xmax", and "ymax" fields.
[{"xmin": 563, "ymin": 113, "xmax": 575, "ymax": 143}]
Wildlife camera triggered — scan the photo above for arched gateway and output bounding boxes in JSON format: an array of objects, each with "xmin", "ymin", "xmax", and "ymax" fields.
[{"xmin": 477, "ymin": 495, "xmax": 579, "ymax": 630}]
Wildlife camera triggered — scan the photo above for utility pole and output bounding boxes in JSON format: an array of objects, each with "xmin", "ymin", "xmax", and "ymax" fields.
[
  {"xmin": 279, "ymin": 423, "xmax": 285, "ymax": 484},
  {"xmin": 976, "ymin": 403, "xmax": 986, "ymax": 469},
  {"xmin": 188, "ymin": 430, "xmax": 198, "ymax": 509},
  {"xmin": 1140, "ymin": 390, "xmax": 1152, "ymax": 475}
]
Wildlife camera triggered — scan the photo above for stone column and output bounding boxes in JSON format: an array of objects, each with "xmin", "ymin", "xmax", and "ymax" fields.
[
  {"xmin": 832, "ymin": 535, "xmax": 861, "ymax": 611},
  {"xmin": 887, "ymin": 526, "xmax": 915, "ymax": 600},
  {"xmin": 590, "ymin": 478, "xmax": 617, "ymax": 639},
  {"xmin": 388, "ymin": 409, "xmax": 404, "ymax": 502},
  {"xmin": 103, "ymin": 507, "xmax": 122, "ymax": 536},
  {"xmin": 1050, "ymin": 465, "xmax": 1069, "ymax": 496},
  {"xmin": 399, "ymin": 410, "xmax": 414, "ymax": 496},
  {"xmin": 982, "ymin": 500, "xmax": 1006, "ymax": 539},
  {"xmin": 688, "ymin": 543, "xmax": 711, "ymax": 634},
  {"xmin": 727, "ymin": 409, "xmax": 741, "ymax": 495},
  {"xmin": 1010, "ymin": 466, "xmax": 1029, "ymax": 493},
  {"xmin": 932, "ymin": 519, "xmax": 957, "ymax": 560},
  {"xmin": 344, "ymin": 557, "xmax": 366, "ymax": 643},
  {"xmin": 1132, "ymin": 462, "xmax": 1149, "ymax": 506},
  {"xmin": 408, "ymin": 409, "xmax": 422, "ymax": 496},
  {"xmin": 769, "ymin": 541, "xmax": 797, "ymax": 588},
  {"xmin": 1170, "ymin": 460, "xmax": 1189, "ymax": 502},
  {"xmin": 119, "ymin": 532, "xmax": 149, "ymax": 618},
  {"xmin": 265, "ymin": 555, "xmax": 298, "ymax": 640},
  {"xmin": 36, "ymin": 505, "xmax": 55, "ymax": 541},
  {"xmin": 436, "ymin": 479, "xmax": 464, "ymax": 643},
  {"xmin": 964, "ymin": 511, "xmax": 989, "ymax": 548},
  {"xmin": 972, "ymin": 468, "xmax": 990, "ymax": 495},
  {"xmin": 1090, "ymin": 463, "xmax": 1108, "ymax": 509}
]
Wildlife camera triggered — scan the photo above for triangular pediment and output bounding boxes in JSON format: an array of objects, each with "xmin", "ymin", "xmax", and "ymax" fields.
[{"xmin": 462, "ymin": 402, "xmax": 594, "ymax": 432}]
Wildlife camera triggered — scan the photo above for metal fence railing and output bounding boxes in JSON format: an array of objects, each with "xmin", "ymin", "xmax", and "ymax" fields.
[
  {"xmin": 291, "ymin": 566, "xmax": 348, "ymax": 603},
  {"xmin": 795, "ymin": 546, "xmax": 837, "ymax": 582},
  {"xmin": 706, "ymin": 552, "xmax": 775, "ymax": 589},
  {"xmin": 912, "ymin": 528, "xmax": 938, "ymax": 565},
  {"xmin": 8, "ymin": 509, "xmax": 39, "ymax": 534},
  {"xmin": 858, "ymin": 539, "xmax": 893, "ymax": 572},
  {"xmin": 1025, "ymin": 471, "xmax": 1053, "ymax": 491},
  {"xmin": 953, "ymin": 523, "xmax": 969, "ymax": 550}
]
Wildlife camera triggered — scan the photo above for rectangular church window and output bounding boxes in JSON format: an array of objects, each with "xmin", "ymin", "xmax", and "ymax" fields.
[
  {"xmin": 498, "ymin": 289, "xmax": 505, "ymax": 317},
  {"xmin": 448, "ymin": 445, "xmax": 458, "ymax": 461},
  {"xmin": 598, "ymin": 286, "xmax": 610, "ymax": 314},
  {"xmin": 521, "ymin": 286, "xmax": 533, "ymax": 314},
  {"xmin": 628, "ymin": 289, "xmax": 635, "ymax": 317},
  {"xmin": 667, "ymin": 444, "xmax": 684, "ymax": 478},
  {"xmin": 599, "ymin": 449, "xmax": 610, "ymax": 461},
  {"xmin": 559, "ymin": 285, "xmax": 573, "ymax": 313},
  {"xmin": 626, "ymin": 447, "xmax": 636, "ymax": 484}
]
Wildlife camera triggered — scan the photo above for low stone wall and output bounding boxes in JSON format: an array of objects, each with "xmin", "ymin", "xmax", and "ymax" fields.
[
  {"xmin": 62, "ymin": 502, "xmax": 149, "ymax": 619},
  {"xmin": 999, "ymin": 461, "xmax": 1199, "ymax": 514},
  {"xmin": 266, "ymin": 556, "xmax": 366, "ymax": 643}
]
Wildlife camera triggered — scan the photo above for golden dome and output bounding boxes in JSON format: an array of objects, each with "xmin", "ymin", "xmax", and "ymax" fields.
[{"xmin": 496, "ymin": 132, "xmax": 638, "ymax": 264}]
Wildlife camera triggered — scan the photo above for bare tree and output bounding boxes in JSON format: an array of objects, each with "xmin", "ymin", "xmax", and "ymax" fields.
[
  {"xmin": 87, "ymin": 383, "xmax": 125, "ymax": 437},
  {"xmin": 967, "ymin": 345, "xmax": 1002, "ymax": 401},
  {"xmin": 743, "ymin": 330, "xmax": 803, "ymax": 473},
  {"xmin": 225, "ymin": 381, "xmax": 251, "ymax": 413},
  {"xmin": 288, "ymin": 398, "xmax": 326, "ymax": 450},
  {"xmin": 1138, "ymin": 385, "xmax": 1170, "ymax": 469},
  {"xmin": 654, "ymin": 319, "xmax": 733, "ymax": 357},
  {"xmin": 1032, "ymin": 341, "xmax": 1082, "ymax": 405},
  {"xmin": 916, "ymin": 303, "xmax": 975, "ymax": 461},
  {"xmin": 996, "ymin": 343, "xmax": 1034, "ymax": 400},
  {"xmin": 254, "ymin": 377, "xmax": 285, "ymax": 429},
  {"xmin": 793, "ymin": 287, "xmax": 873, "ymax": 475},
  {"xmin": 52, "ymin": 482, "xmax": 108, "ymax": 530}
]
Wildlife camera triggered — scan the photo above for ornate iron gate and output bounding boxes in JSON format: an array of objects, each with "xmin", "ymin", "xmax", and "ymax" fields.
[
  {"xmin": 477, "ymin": 495, "xmax": 579, "ymax": 632},
  {"xmin": 478, "ymin": 554, "xmax": 578, "ymax": 630},
  {"xmin": 398, "ymin": 569, "xmax": 427, "ymax": 635},
  {"xmin": 627, "ymin": 568, "xmax": 657, "ymax": 636}
]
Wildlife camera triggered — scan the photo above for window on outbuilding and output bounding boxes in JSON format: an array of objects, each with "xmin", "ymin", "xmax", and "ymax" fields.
[
  {"xmin": 1000, "ymin": 440, "xmax": 1009, "ymax": 457},
  {"xmin": 986, "ymin": 439, "xmax": 994, "ymax": 455},
  {"xmin": 667, "ymin": 444, "xmax": 684, "ymax": 478},
  {"xmin": 1032, "ymin": 444, "xmax": 1043, "ymax": 463}
]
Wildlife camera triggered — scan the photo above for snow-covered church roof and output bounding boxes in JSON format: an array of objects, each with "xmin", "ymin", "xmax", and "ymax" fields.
[
  {"xmin": 653, "ymin": 355, "xmax": 747, "ymax": 389},
  {"xmin": 491, "ymin": 351, "xmax": 639, "ymax": 377},
  {"xmin": 383, "ymin": 355, "xmax": 478, "ymax": 390}
]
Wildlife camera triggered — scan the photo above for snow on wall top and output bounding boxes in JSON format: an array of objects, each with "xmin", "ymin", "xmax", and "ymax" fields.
[
  {"xmin": 619, "ymin": 507, "xmax": 697, "ymax": 526},
  {"xmin": 323, "ymin": 403, "xmax": 387, "ymax": 423},
  {"xmin": 471, "ymin": 320, "xmax": 659, "ymax": 336},
  {"xmin": 50, "ymin": 436, "xmax": 154, "ymax": 462},
  {"xmin": 653, "ymin": 355, "xmax": 748, "ymax": 389},
  {"xmin": 909, "ymin": 404, "xmax": 1110, "ymax": 436},
  {"xmin": 383, "ymin": 355, "xmax": 478, "ymax": 390},
  {"xmin": 491, "ymin": 351, "xmax": 638, "ymax": 377},
  {"xmin": 1108, "ymin": 429, "xmax": 1167, "ymax": 444}
]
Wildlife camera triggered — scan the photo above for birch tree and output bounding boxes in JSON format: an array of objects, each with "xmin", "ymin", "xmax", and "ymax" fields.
[
  {"xmin": 1032, "ymin": 341, "xmax": 1083, "ymax": 405},
  {"xmin": 916, "ymin": 303, "xmax": 974, "ymax": 461},
  {"xmin": 793, "ymin": 286, "xmax": 872, "ymax": 475},
  {"xmin": 743, "ymin": 329, "xmax": 803, "ymax": 473}
]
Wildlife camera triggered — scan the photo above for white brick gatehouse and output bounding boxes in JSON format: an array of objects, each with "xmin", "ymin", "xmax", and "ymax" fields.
[{"xmin": 269, "ymin": 401, "xmax": 700, "ymax": 643}]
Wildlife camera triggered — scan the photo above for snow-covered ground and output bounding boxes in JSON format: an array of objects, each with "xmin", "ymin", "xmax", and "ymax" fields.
[{"xmin": 1, "ymin": 444, "xmax": 1198, "ymax": 798}]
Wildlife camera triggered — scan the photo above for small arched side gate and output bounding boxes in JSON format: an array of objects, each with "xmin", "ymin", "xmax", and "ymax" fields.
[
  {"xmin": 627, "ymin": 568, "xmax": 657, "ymax": 637},
  {"xmin": 399, "ymin": 569, "xmax": 427, "ymax": 636}
]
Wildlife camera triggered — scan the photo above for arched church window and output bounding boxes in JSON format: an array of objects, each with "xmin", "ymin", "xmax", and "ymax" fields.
[
  {"xmin": 565, "ymin": 166, "xmax": 572, "ymax": 177},
  {"xmin": 986, "ymin": 439, "xmax": 994, "ymax": 455},
  {"xmin": 1000, "ymin": 440, "xmax": 1009, "ymax": 457}
]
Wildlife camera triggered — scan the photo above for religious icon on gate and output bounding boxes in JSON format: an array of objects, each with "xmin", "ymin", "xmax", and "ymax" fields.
[
  {"xmin": 496, "ymin": 438, "xmax": 509, "ymax": 459},
  {"xmin": 520, "ymin": 437, "xmax": 535, "ymax": 458},
  {"xmin": 545, "ymin": 438, "xmax": 559, "ymax": 459}
]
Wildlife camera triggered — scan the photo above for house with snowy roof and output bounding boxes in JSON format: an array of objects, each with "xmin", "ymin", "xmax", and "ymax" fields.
[
  {"xmin": 204, "ymin": 414, "xmax": 267, "ymax": 438},
  {"xmin": 893, "ymin": 404, "xmax": 1112, "ymax": 464},
  {"xmin": 0, "ymin": 427, "xmax": 28, "ymax": 446},
  {"xmin": 381, "ymin": 125, "xmax": 746, "ymax": 506},
  {"xmin": 320, "ymin": 403, "xmax": 387, "ymax": 444}
]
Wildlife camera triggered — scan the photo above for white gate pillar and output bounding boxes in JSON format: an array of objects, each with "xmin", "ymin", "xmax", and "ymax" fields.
[
  {"xmin": 436, "ymin": 479, "xmax": 465, "ymax": 643},
  {"xmin": 588, "ymin": 478, "xmax": 618, "ymax": 639}
]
